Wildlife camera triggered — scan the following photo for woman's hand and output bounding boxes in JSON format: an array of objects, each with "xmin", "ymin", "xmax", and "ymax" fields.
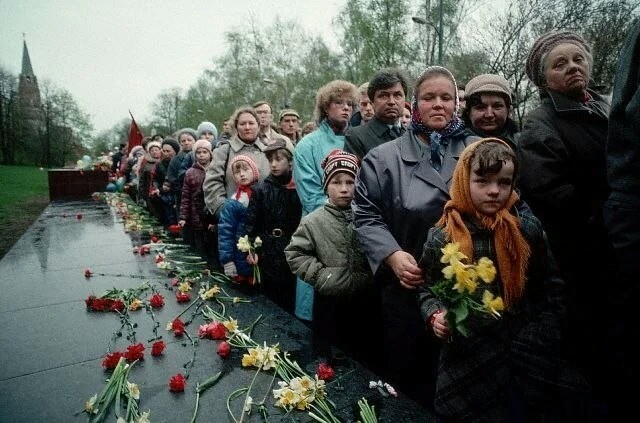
[
  {"xmin": 430, "ymin": 310, "xmax": 451, "ymax": 340},
  {"xmin": 384, "ymin": 250, "xmax": 424, "ymax": 289}
]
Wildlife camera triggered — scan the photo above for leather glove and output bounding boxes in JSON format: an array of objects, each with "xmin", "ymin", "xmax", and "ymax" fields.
[{"xmin": 223, "ymin": 262, "xmax": 237, "ymax": 278}]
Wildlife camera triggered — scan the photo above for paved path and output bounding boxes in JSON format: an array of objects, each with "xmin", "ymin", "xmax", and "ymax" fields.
[{"xmin": 0, "ymin": 200, "xmax": 435, "ymax": 422}]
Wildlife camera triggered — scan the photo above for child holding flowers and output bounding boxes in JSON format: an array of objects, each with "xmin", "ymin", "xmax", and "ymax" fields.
[
  {"xmin": 218, "ymin": 155, "xmax": 260, "ymax": 285},
  {"xmin": 244, "ymin": 140, "xmax": 302, "ymax": 314},
  {"xmin": 418, "ymin": 138, "xmax": 584, "ymax": 421},
  {"xmin": 285, "ymin": 150, "xmax": 379, "ymax": 366}
]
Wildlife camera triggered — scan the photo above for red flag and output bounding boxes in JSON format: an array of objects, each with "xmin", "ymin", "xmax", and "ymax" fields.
[{"xmin": 127, "ymin": 111, "xmax": 144, "ymax": 151}]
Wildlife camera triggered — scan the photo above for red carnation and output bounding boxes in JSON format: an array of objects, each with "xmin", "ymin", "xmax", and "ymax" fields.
[
  {"xmin": 124, "ymin": 343, "xmax": 145, "ymax": 361},
  {"xmin": 76, "ymin": 213, "xmax": 83, "ymax": 220},
  {"xmin": 110, "ymin": 299, "xmax": 125, "ymax": 312},
  {"xmin": 84, "ymin": 269, "xmax": 93, "ymax": 278},
  {"xmin": 170, "ymin": 278, "xmax": 180, "ymax": 286},
  {"xmin": 149, "ymin": 293, "xmax": 165, "ymax": 309},
  {"xmin": 217, "ymin": 341, "xmax": 231, "ymax": 358},
  {"xmin": 317, "ymin": 362, "xmax": 335, "ymax": 381},
  {"xmin": 102, "ymin": 351, "xmax": 124, "ymax": 370},
  {"xmin": 176, "ymin": 292, "xmax": 191, "ymax": 303},
  {"xmin": 85, "ymin": 295, "xmax": 97, "ymax": 309},
  {"xmin": 140, "ymin": 245, "xmax": 150, "ymax": 255},
  {"xmin": 132, "ymin": 246, "xmax": 140, "ymax": 254},
  {"xmin": 208, "ymin": 322, "xmax": 227, "ymax": 340},
  {"xmin": 151, "ymin": 235, "xmax": 159, "ymax": 243},
  {"xmin": 151, "ymin": 340, "xmax": 166, "ymax": 356},
  {"xmin": 169, "ymin": 373, "xmax": 186, "ymax": 392},
  {"xmin": 168, "ymin": 224, "xmax": 181, "ymax": 235},
  {"xmin": 172, "ymin": 319, "xmax": 185, "ymax": 337}
]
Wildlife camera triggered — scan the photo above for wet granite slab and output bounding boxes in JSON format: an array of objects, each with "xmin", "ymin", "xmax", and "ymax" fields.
[{"xmin": 0, "ymin": 200, "xmax": 438, "ymax": 422}]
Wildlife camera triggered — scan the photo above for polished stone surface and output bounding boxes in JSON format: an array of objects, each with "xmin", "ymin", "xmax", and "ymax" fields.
[{"xmin": 0, "ymin": 200, "xmax": 437, "ymax": 422}]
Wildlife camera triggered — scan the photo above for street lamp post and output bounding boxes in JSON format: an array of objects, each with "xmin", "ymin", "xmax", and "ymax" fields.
[
  {"xmin": 262, "ymin": 78, "xmax": 290, "ymax": 109},
  {"xmin": 411, "ymin": 0, "xmax": 444, "ymax": 65}
]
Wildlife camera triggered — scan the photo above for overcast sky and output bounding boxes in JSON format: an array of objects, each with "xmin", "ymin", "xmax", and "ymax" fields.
[{"xmin": 0, "ymin": 0, "xmax": 346, "ymax": 133}]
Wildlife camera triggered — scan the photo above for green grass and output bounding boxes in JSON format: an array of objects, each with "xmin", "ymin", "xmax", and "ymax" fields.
[
  {"xmin": 0, "ymin": 165, "xmax": 50, "ymax": 258},
  {"xmin": 0, "ymin": 165, "xmax": 49, "ymax": 218}
]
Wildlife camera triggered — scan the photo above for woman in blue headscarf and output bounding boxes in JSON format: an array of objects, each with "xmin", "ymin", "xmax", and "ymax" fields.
[{"xmin": 352, "ymin": 66, "xmax": 478, "ymax": 406}]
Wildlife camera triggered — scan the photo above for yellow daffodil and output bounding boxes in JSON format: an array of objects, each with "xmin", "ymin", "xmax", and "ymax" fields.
[
  {"xmin": 476, "ymin": 257, "xmax": 497, "ymax": 283},
  {"xmin": 440, "ymin": 242, "xmax": 466, "ymax": 264},
  {"xmin": 136, "ymin": 411, "xmax": 151, "ymax": 423},
  {"xmin": 233, "ymin": 297, "xmax": 241, "ymax": 304},
  {"xmin": 178, "ymin": 281, "xmax": 191, "ymax": 293},
  {"xmin": 482, "ymin": 290, "xmax": 504, "ymax": 317},
  {"xmin": 242, "ymin": 348, "xmax": 259, "ymax": 367},
  {"xmin": 127, "ymin": 381, "xmax": 140, "ymax": 400},
  {"xmin": 223, "ymin": 318, "xmax": 238, "ymax": 332},
  {"xmin": 165, "ymin": 321, "xmax": 173, "ymax": 331},
  {"xmin": 254, "ymin": 236, "xmax": 263, "ymax": 248},
  {"xmin": 129, "ymin": 298, "xmax": 143, "ymax": 311},
  {"xmin": 199, "ymin": 285, "xmax": 220, "ymax": 300},
  {"xmin": 452, "ymin": 265, "xmax": 478, "ymax": 293},
  {"xmin": 84, "ymin": 394, "xmax": 97, "ymax": 414}
]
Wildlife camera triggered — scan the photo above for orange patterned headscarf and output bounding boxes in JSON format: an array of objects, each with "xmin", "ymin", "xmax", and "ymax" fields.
[{"xmin": 436, "ymin": 138, "xmax": 530, "ymax": 308}]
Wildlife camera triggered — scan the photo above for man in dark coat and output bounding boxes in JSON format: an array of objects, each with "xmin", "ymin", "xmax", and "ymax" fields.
[
  {"xmin": 604, "ymin": 19, "xmax": 640, "ymax": 421},
  {"xmin": 345, "ymin": 68, "xmax": 408, "ymax": 159}
]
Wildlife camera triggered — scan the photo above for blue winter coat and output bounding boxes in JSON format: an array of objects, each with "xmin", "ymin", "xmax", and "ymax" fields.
[{"xmin": 217, "ymin": 199, "xmax": 251, "ymax": 276}]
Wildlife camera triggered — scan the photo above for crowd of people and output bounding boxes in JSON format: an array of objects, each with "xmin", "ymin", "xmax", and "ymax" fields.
[{"xmin": 106, "ymin": 26, "xmax": 640, "ymax": 421}]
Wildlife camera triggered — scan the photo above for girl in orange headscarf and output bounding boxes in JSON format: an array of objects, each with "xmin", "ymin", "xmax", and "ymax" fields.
[{"xmin": 418, "ymin": 138, "xmax": 584, "ymax": 421}]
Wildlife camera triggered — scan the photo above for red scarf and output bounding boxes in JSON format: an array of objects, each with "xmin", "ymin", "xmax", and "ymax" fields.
[{"xmin": 234, "ymin": 185, "xmax": 253, "ymax": 201}]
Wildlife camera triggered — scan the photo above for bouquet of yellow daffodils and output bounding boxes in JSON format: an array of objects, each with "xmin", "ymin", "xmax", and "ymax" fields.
[
  {"xmin": 236, "ymin": 235, "xmax": 262, "ymax": 284},
  {"xmin": 429, "ymin": 242, "xmax": 505, "ymax": 337}
]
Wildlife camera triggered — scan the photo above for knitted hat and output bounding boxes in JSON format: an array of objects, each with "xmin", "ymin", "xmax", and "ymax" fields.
[
  {"xmin": 229, "ymin": 154, "xmax": 259, "ymax": 183},
  {"xmin": 196, "ymin": 121, "xmax": 218, "ymax": 139},
  {"xmin": 146, "ymin": 141, "xmax": 162, "ymax": 152},
  {"xmin": 176, "ymin": 128, "xmax": 197, "ymax": 141},
  {"xmin": 263, "ymin": 139, "xmax": 294, "ymax": 156},
  {"xmin": 278, "ymin": 109, "xmax": 300, "ymax": 121},
  {"xmin": 321, "ymin": 149, "xmax": 360, "ymax": 192},
  {"xmin": 129, "ymin": 145, "xmax": 144, "ymax": 158},
  {"xmin": 161, "ymin": 137, "xmax": 180, "ymax": 154},
  {"xmin": 525, "ymin": 30, "xmax": 592, "ymax": 88},
  {"xmin": 465, "ymin": 74, "xmax": 512, "ymax": 101},
  {"xmin": 193, "ymin": 139, "xmax": 212, "ymax": 153}
]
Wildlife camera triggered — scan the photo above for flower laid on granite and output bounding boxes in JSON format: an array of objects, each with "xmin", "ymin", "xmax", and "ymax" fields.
[
  {"xmin": 169, "ymin": 373, "xmax": 186, "ymax": 392},
  {"xmin": 86, "ymin": 295, "xmax": 126, "ymax": 313},
  {"xmin": 81, "ymin": 357, "xmax": 146, "ymax": 423},
  {"xmin": 102, "ymin": 351, "xmax": 125, "ymax": 370},
  {"xmin": 273, "ymin": 374, "xmax": 327, "ymax": 411},
  {"xmin": 176, "ymin": 291, "xmax": 191, "ymax": 303},
  {"xmin": 199, "ymin": 321, "xmax": 227, "ymax": 340},
  {"xmin": 368, "ymin": 380, "xmax": 397, "ymax": 398},
  {"xmin": 84, "ymin": 268, "xmax": 93, "ymax": 278},
  {"xmin": 167, "ymin": 318, "xmax": 186, "ymax": 337},
  {"xmin": 150, "ymin": 340, "xmax": 165, "ymax": 357},
  {"xmin": 149, "ymin": 293, "xmax": 164, "ymax": 309},
  {"xmin": 124, "ymin": 343, "xmax": 145, "ymax": 361},
  {"xmin": 217, "ymin": 341, "xmax": 231, "ymax": 358},
  {"xmin": 129, "ymin": 298, "xmax": 144, "ymax": 311},
  {"xmin": 77, "ymin": 213, "xmax": 83, "ymax": 220},
  {"xmin": 428, "ymin": 242, "xmax": 504, "ymax": 337},
  {"xmin": 236, "ymin": 235, "xmax": 262, "ymax": 284},
  {"xmin": 317, "ymin": 362, "xmax": 335, "ymax": 381}
]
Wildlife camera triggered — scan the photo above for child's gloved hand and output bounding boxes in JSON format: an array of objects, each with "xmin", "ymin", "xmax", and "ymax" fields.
[
  {"xmin": 429, "ymin": 309, "xmax": 451, "ymax": 340},
  {"xmin": 223, "ymin": 262, "xmax": 237, "ymax": 278}
]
